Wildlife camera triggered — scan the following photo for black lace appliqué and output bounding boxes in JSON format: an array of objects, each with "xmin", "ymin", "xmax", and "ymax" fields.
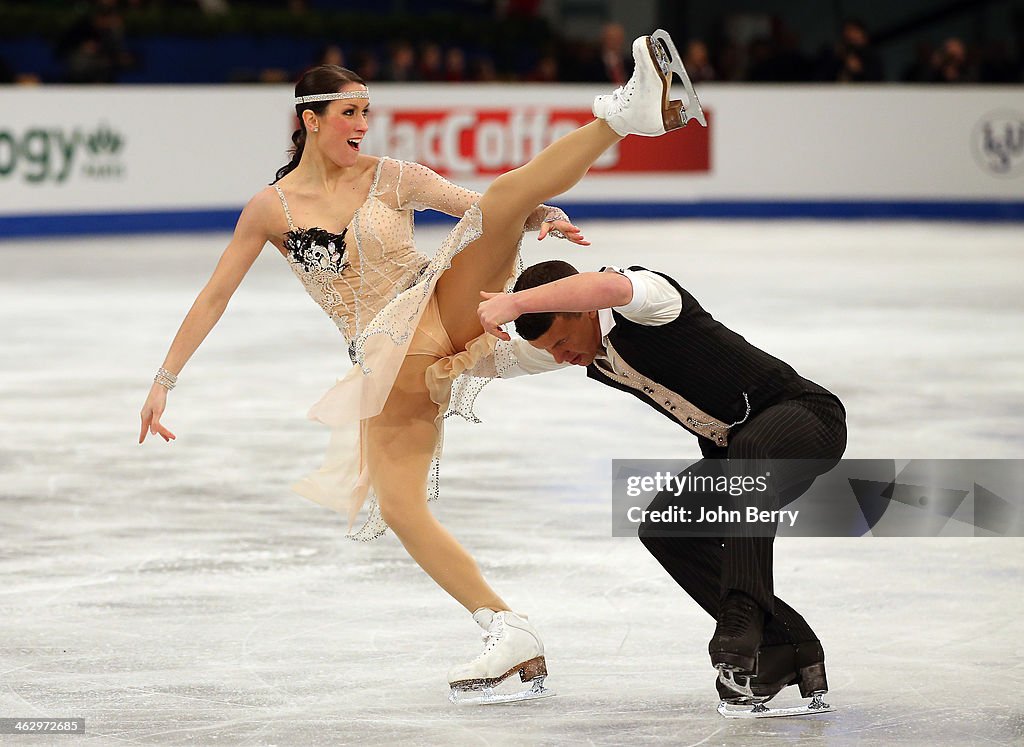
[{"xmin": 285, "ymin": 227, "xmax": 349, "ymax": 273}]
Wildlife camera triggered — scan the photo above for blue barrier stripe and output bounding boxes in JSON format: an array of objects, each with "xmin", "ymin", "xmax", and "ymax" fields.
[
  {"xmin": 0, "ymin": 209, "xmax": 245, "ymax": 238},
  {"xmin": 2, "ymin": 201, "xmax": 1023, "ymax": 238},
  {"xmin": 560, "ymin": 201, "xmax": 1024, "ymax": 221}
]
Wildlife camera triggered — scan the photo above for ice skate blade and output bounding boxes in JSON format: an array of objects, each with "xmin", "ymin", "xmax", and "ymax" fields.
[
  {"xmin": 650, "ymin": 29, "xmax": 707, "ymax": 128},
  {"xmin": 449, "ymin": 677, "xmax": 554, "ymax": 705},
  {"xmin": 718, "ymin": 696, "xmax": 834, "ymax": 719},
  {"xmin": 716, "ymin": 667, "xmax": 757, "ymax": 700}
]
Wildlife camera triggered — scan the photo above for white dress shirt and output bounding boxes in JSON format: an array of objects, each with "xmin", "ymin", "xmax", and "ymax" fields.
[{"xmin": 503, "ymin": 267, "xmax": 683, "ymax": 377}]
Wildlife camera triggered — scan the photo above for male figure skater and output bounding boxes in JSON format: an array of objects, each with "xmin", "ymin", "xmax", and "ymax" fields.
[{"xmin": 477, "ymin": 261, "xmax": 847, "ymax": 714}]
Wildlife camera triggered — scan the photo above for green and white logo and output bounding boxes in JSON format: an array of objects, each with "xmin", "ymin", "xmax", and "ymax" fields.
[{"xmin": 0, "ymin": 123, "xmax": 127, "ymax": 184}]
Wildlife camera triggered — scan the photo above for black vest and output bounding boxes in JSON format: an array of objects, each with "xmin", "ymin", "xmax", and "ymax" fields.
[{"xmin": 586, "ymin": 267, "xmax": 838, "ymax": 448}]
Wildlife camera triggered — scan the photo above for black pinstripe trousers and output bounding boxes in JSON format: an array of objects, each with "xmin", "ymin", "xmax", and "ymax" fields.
[{"xmin": 638, "ymin": 393, "xmax": 847, "ymax": 646}]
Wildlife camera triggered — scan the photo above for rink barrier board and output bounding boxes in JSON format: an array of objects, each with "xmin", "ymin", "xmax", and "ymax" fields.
[
  {"xmin": 2, "ymin": 200, "xmax": 1023, "ymax": 238},
  {"xmin": 2, "ymin": 85, "xmax": 1023, "ymax": 237}
]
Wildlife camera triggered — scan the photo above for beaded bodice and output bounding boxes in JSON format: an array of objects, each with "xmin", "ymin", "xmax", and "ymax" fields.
[
  {"xmin": 276, "ymin": 158, "xmax": 433, "ymax": 350},
  {"xmin": 275, "ymin": 157, "xmax": 568, "ymax": 362}
]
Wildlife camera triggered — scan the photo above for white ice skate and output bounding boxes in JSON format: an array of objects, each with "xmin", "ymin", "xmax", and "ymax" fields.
[
  {"xmin": 592, "ymin": 28, "xmax": 707, "ymax": 137},
  {"xmin": 447, "ymin": 608, "xmax": 553, "ymax": 705}
]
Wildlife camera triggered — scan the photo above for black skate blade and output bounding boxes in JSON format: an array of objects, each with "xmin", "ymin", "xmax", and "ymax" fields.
[{"xmin": 650, "ymin": 29, "xmax": 707, "ymax": 127}]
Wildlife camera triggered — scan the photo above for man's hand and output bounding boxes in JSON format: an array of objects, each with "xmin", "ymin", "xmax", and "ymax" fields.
[
  {"xmin": 478, "ymin": 291, "xmax": 521, "ymax": 341},
  {"xmin": 538, "ymin": 219, "xmax": 590, "ymax": 245}
]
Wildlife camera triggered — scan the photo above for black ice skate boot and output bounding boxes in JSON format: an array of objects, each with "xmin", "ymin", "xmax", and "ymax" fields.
[
  {"xmin": 716, "ymin": 642, "xmax": 835, "ymax": 718},
  {"xmin": 709, "ymin": 590, "xmax": 765, "ymax": 673},
  {"xmin": 715, "ymin": 643, "xmax": 799, "ymax": 704},
  {"xmin": 794, "ymin": 640, "xmax": 828, "ymax": 698}
]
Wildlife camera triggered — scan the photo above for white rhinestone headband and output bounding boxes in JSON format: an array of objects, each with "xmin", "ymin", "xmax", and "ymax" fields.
[{"xmin": 294, "ymin": 91, "xmax": 369, "ymax": 105}]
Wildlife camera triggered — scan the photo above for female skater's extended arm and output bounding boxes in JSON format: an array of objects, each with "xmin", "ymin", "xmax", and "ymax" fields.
[
  {"xmin": 139, "ymin": 193, "xmax": 273, "ymax": 444},
  {"xmin": 395, "ymin": 160, "xmax": 589, "ymax": 245}
]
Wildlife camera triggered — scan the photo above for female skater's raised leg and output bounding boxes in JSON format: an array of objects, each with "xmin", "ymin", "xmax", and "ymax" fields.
[
  {"xmin": 437, "ymin": 30, "xmax": 704, "ymax": 351},
  {"xmin": 437, "ymin": 122, "xmax": 621, "ymax": 350}
]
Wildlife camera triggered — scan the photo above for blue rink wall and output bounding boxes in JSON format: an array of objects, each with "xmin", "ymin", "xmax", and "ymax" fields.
[
  {"xmin": 2, "ymin": 200, "xmax": 1024, "ymax": 240},
  {"xmin": 1, "ymin": 84, "xmax": 1022, "ymax": 238}
]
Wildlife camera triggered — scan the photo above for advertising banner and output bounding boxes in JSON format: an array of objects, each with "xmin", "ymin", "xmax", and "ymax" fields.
[
  {"xmin": 0, "ymin": 84, "xmax": 1021, "ymax": 236},
  {"xmin": 360, "ymin": 108, "xmax": 710, "ymax": 177}
]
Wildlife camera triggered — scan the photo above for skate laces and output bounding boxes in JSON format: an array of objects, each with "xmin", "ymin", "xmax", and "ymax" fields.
[
  {"xmin": 477, "ymin": 617, "xmax": 504, "ymax": 656},
  {"xmin": 609, "ymin": 41, "xmax": 654, "ymax": 109},
  {"xmin": 609, "ymin": 80, "xmax": 633, "ymax": 109}
]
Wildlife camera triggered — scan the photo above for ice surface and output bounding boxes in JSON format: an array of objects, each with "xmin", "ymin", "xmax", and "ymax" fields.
[{"xmin": 1, "ymin": 220, "xmax": 1022, "ymax": 745}]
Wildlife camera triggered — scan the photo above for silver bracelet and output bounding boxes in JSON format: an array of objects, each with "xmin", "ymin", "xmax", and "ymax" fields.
[
  {"xmin": 154, "ymin": 367, "xmax": 178, "ymax": 391},
  {"xmin": 542, "ymin": 219, "xmax": 567, "ymax": 240}
]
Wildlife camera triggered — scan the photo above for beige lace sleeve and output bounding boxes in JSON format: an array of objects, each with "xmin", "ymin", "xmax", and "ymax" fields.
[
  {"xmin": 523, "ymin": 204, "xmax": 570, "ymax": 233},
  {"xmin": 394, "ymin": 161, "xmax": 481, "ymax": 217},
  {"xmin": 394, "ymin": 160, "xmax": 569, "ymax": 231}
]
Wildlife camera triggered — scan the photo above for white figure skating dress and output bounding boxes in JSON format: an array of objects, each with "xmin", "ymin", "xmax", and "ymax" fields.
[{"xmin": 274, "ymin": 156, "xmax": 565, "ymax": 540}]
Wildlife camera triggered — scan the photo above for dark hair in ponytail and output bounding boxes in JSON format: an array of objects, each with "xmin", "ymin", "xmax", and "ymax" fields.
[{"xmin": 272, "ymin": 65, "xmax": 366, "ymax": 184}]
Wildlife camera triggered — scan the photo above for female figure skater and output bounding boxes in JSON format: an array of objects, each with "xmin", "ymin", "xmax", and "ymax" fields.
[{"xmin": 138, "ymin": 30, "xmax": 704, "ymax": 703}]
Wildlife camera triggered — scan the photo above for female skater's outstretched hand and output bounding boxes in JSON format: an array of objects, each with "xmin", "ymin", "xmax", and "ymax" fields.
[
  {"xmin": 139, "ymin": 383, "xmax": 177, "ymax": 444},
  {"xmin": 539, "ymin": 219, "xmax": 590, "ymax": 246}
]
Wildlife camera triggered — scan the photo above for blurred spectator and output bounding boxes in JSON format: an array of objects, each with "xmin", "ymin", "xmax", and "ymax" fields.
[
  {"xmin": 469, "ymin": 56, "xmax": 498, "ymax": 83},
  {"xmin": 55, "ymin": 0, "xmax": 136, "ymax": 83},
  {"xmin": 712, "ymin": 38, "xmax": 743, "ymax": 82},
  {"xmin": 444, "ymin": 48, "xmax": 467, "ymax": 82},
  {"xmin": 932, "ymin": 37, "xmax": 972, "ymax": 83},
  {"xmin": 195, "ymin": 0, "xmax": 230, "ymax": 14},
  {"xmin": 315, "ymin": 44, "xmax": 345, "ymax": 69},
  {"xmin": 259, "ymin": 36, "xmax": 342, "ymax": 83},
  {"xmin": 14, "ymin": 3, "xmax": 1020, "ymax": 86},
  {"xmin": 760, "ymin": 17, "xmax": 811, "ymax": 81},
  {"xmin": 418, "ymin": 43, "xmax": 444, "ymax": 82},
  {"xmin": 816, "ymin": 18, "xmax": 884, "ymax": 82},
  {"xmin": 683, "ymin": 40, "xmax": 716, "ymax": 83},
  {"xmin": 902, "ymin": 41, "xmax": 937, "ymax": 82},
  {"xmin": 383, "ymin": 41, "xmax": 418, "ymax": 82},
  {"xmin": 351, "ymin": 50, "xmax": 382, "ymax": 82},
  {"xmin": 258, "ymin": 68, "xmax": 291, "ymax": 83},
  {"xmin": 2, "ymin": 66, "xmax": 44, "ymax": 85},
  {"xmin": 525, "ymin": 53, "xmax": 559, "ymax": 82},
  {"xmin": 746, "ymin": 36, "xmax": 776, "ymax": 81},
  {"xmin": 599, "ymin": 22, "xmax": 628, "ymax": 85},
  {"xmin": 561, "ymin": 39, "xmax": 602, "ymax": 82}
]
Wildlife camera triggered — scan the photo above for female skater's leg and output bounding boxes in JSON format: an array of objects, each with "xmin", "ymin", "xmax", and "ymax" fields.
[
  {"xmin": 367, "ymin": 353, "xmax": 507, "ymax": 612},
  {"xmin": 369, "ymin": 352, "xmax": 549, "ymax": 702},
  {"xmin": 436, "ymin": 120, "xmax": 621, "ymax": 350},
  {"xmin": 436, "ymin": 29, "xmax": 694, "ymax": 350}
]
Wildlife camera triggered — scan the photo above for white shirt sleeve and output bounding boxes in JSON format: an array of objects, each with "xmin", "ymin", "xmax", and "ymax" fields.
[
  {"xmin": 604, "ymin": 266, "xmax": 682, "ymax": 325},
  {"xmin": 498, "ymin": 337, "xmax": 571, "ymax": 378}
]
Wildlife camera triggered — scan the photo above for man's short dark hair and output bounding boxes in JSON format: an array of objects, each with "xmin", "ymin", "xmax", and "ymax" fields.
[{"xmin": 512, "ymin": 260, "xmax": 580, "ymax": 341}]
